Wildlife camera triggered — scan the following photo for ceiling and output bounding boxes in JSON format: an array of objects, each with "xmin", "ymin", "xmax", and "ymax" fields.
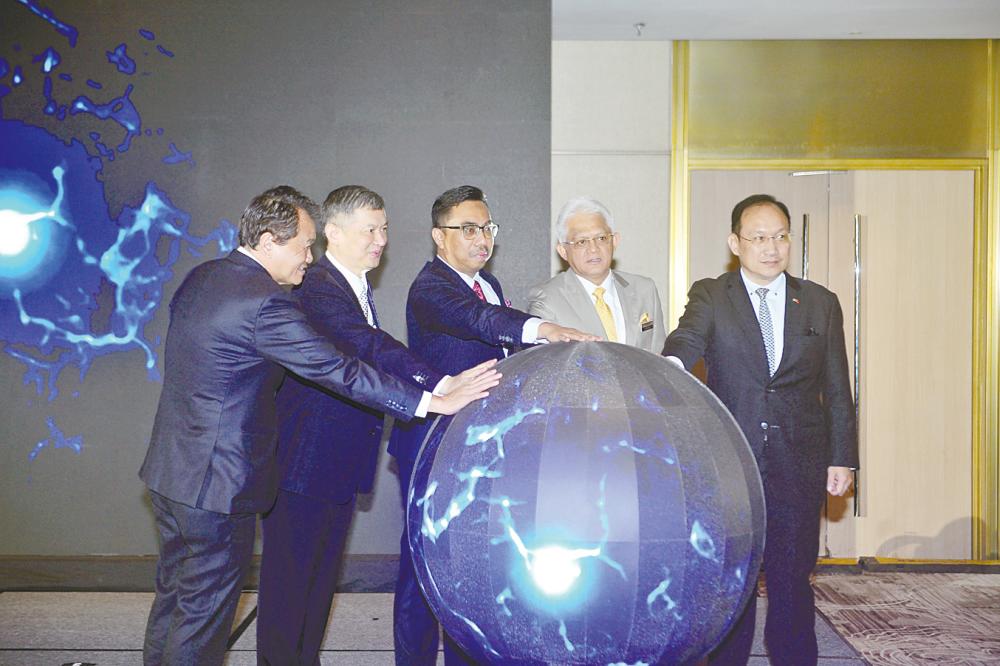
[{"xmin": 553, "ymin": 0, "xmax": 1000, "ymax": 40}]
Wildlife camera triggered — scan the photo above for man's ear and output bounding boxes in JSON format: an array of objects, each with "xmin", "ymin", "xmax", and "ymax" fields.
[
  {"xmin": 727, "ymin": 233, "xmax": 741, "ymax": 257},
  {"xmin": 431, "ymin": 227, "xmax": 445, "ymax": 250},
  {"xmin": 556, "ymin": 242, "xmax": 568, "ymax": 263},
  {"xmin": 259, "ymin": 231, "xmax": 276, "ymax": 254}
]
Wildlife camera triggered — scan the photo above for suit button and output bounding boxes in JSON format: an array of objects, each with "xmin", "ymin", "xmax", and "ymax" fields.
[{"xmin": 760, "ymin": 422, "xmax": 769, "ymax": 430}]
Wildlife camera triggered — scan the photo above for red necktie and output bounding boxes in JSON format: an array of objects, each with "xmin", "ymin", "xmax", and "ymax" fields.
[{"xmin": 472, "ymin": 280, "xmax": 486, "ymax": 302}]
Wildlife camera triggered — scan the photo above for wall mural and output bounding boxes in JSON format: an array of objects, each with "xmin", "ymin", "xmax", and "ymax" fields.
[{"xmin": 1, "ymin": 1, "xmax": 236, "ymax": 462}]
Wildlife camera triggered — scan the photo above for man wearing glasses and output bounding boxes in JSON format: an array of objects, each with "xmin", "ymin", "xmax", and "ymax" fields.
[
  {"xmin": 527, "ymin": 196, "xmax": 666, "ymax": 352},
  {"xmin": 664, "ymin": 193, "xmax": 857, "ymax": 665},
  {"xmin": 389, "ymin": 185, "xmax": 595, "ymax": 665}
]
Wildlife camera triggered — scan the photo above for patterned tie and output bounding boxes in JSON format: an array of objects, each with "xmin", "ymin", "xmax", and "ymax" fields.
[
  {"xmin": 365, "ymin": 281, "xmax": 380, "ymax": 328},
  {"xmin": 593, "ymin": 287, "xmax": 618, "ymax": 342},
  {"xmin": 756, "ymin": 287, "xmax": 775, "ymax": 376},
  {"xmin": 359, "ymin": 282, "xmax": 376, "ymax": 328},
  {"xmin": 472, "ymin": 280, "xmax": 486, "ymax": 302}
]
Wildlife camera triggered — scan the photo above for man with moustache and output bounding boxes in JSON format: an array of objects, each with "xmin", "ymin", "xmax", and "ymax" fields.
[
  {"xmin": 663, "ymin": 194, "xmax": 857, "ymax": 665},
  {"xmin": 138, "ymin": 186, "xmax": 497, "ymax": 666},
  {"xmin": 389, "ymin": 185, "xmax": 597, "ymax": 665},
  {"xmin": 256, "ymin": 186, "xmax": 498, "ymax": 665},
  {"xmin": 528, "ymin": 196, "xmax": 665, "ymax": 352}
]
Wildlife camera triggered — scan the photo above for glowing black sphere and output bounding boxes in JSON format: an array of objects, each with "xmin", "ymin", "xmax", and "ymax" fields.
[{"xmin": 408, "ymin": 342, "xmax": 765, "ymax": 665}]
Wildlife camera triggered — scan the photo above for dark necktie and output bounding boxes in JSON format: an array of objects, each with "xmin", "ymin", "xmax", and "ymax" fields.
[
  {"xmin": 755, "ymin": 287, "xmax": 775, "ymax": 376},
  {"xmin": 472, "ymin": 280, "xmax": 486, "ymax": 302}
]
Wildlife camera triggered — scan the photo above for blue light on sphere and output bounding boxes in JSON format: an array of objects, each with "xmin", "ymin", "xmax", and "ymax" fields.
[{"xmin": 408, "ymin": 342, "xmax": 765, "ymax": 665}]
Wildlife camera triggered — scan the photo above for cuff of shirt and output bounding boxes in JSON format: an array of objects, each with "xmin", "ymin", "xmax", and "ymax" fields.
[
  {"xmin": 415, "ymin": 391, "xmax": 433, "ymax": 419},
  {"xmin": 432, "ymin": 376, "xmax": 451, "ymax": 396},
  {"xmin": 665, "ymin": 355, "xmax": 685, "ymax": 369},
  {"xmin": 522, "ymin": 317, "xmax": 544, "ymax": 344}
]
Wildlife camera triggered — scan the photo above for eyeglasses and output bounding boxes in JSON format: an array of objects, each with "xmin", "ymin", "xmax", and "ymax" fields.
[
  {"xmin": 437, "ymin": 222, "xmax": 500, "ymax": 240},
  {"xmin": 559, "ymin": 234, "xmax": 614, "ymax": 250},
  {"xmin": 738, "ymin": 232, "xmax": 793, "ymax": 246}
]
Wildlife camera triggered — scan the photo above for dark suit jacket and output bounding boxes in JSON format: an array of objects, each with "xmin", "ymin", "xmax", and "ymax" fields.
[
  {"xmin": 139, "ymin": 250, "xmax": 423, "ymax": 515},
  {"xmin": 388, "ymin": 256, "xmax": 531, "ymax": 463},
  {"xmin": 663, "ymin": 271, "xmax": 857, "ymax": 475},
  {"xmin": 275, "ymin": 256, "xmax": 445, "ymax": 504}
]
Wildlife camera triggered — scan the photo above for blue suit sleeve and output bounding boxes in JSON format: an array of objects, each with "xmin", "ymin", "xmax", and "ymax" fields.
[
  {"xmin": 255, "ymin": 291, "xmax": 422, "ymax": 421},
  {"xmin": 410, "ymin": 271, "xmax": 530, "ymax": 347},
  {"xmin": 299, "ymin": 279, "xmax": 445, "ymax": 391}
]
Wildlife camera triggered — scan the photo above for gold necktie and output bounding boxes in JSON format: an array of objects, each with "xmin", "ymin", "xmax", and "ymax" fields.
[{"xmin": 593, "ymin": 287, "xmax": 617, "ymax": 342}]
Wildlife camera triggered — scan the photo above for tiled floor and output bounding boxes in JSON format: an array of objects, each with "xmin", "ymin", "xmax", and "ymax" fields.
[{"xmin": 0, "ymin": 590, "xmax": 864, "ymax": 665}]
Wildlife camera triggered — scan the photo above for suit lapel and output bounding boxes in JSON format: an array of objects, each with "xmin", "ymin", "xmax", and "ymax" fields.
[
  {"xmin": 775, "ymin": 274, "xmax": 804, "ymax": 377},
  {"xmin": 725, "ymin": 271, "xmax": 771, "ymax": 379},
  {"xmin": 614, "ymin": 272, "xmax": 640, "ymax": 346},
  {"xmin": 561, "ymin": 272, "xmax": 606, "ymax": 338},
  {"xmin": 319, "ymin": 256, "xmax": 367, "ymax": 320}
]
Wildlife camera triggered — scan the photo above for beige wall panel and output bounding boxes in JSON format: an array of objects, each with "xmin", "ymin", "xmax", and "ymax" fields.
[
  {"xmin": 852, "ymin": 170, "xmax": 974, "ymax": 559},
  {"xmin": 552, "ymin": 41, "xmax": 672, "ymax": 152},
  {"xmin": 550, "ymin": 155, "xmax": 670, "ymax": 302}
]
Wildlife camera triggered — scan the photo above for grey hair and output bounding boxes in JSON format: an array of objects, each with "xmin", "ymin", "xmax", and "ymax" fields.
[
  {"xmin": 554, "ymin": 196, "xmax": 615, "ymax": 242},
  {"xmin": 322, "ymin": 185, "xmax": 386, "ymax": 231}
]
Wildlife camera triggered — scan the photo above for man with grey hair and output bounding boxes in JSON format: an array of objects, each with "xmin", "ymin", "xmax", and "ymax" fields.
[
  {"xmin": 528, "ymin": 196, "xmax": 666, "ymax": 352},
  {"xmin": 256, "ymin": 185, "xmax": 500, "ymax": 665}
]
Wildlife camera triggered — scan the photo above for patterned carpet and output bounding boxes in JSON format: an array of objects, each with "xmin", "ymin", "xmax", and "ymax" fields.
[{"xmin": 813, "ymin": 573, "xmax": 1000, "ymax": 664}]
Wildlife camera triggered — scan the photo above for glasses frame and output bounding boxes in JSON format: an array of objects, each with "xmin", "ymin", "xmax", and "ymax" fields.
[
  {"xmin": 437, "ymin": 222, "xmax": 500, "ymax": 240},
  {"xmin": 737, "ymin": 231, "xmax": 794, "ymax": 246},
  {"xmin": 558, "ymin": 233, "xmax": 616, "ymax": 251}
]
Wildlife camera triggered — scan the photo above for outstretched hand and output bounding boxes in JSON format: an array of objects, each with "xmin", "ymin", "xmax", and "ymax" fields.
[
  {"xmin": 538, "ymin": 322, "xmax": 601, "ymax": 343},
  {"xmin": 429, "ymin": 359, "xmax": 501, "ymax": 415}
]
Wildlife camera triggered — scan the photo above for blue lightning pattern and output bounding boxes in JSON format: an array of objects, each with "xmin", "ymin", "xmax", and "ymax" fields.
[
  {"xmin": 408, "ymin": 344, "xmax": 766, "ymax": 664},
  {"xmin": 1, "ymin": 3, "xmax": 238, "ymax": 460},
  {"xmin": 28, "ymin": 416, "xmax": 82, "ymax": 461}
]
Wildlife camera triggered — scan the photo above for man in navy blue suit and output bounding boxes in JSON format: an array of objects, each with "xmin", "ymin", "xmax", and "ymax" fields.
[
  {"xmin": 664, "ymin": 194, "xmax": 857, "ymax": 665},
  {"xmin": 138, "ymin": 186, "xmax": 498, "ymax": 666},
  {"xmin": 389, "ymin": 185, "xmax": 598, "ymax": 665},
  {"xmin": 256, "ymin": 186, "xmax": 497, "ymax": 665}
]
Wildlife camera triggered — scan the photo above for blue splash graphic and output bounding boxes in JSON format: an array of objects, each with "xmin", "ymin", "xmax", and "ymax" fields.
[
  {"xmin": 2, "ymin": 5, "xmax": 238, "ymax": 460},
  {"xmin": 28, "ymin": 417, "xmax": 83, "ymax": 461},
  {"xmin": 32, "ymin": 47, "xmax": 60, "ymax": 73},
  {"xmin": 689, "ymin": 519, "xmax": 718, "ymax": 562},
  {"xmin": 156, "ymin": 45, "xmax": 174, "ymax": 58},
  {"xmin": 15, "ymin": 0, "xmax": 79, "ymax": 46},
  {"xmin": 70, "ymin": 84, "xmax": 141, "ymax": 156},
  {"xmin": 106, "ymin": 44, "xmax": 136, "ymax": 75},
  {"xmin": 163, "ymin": 142, "xmax": 194, "ymax": 167}
]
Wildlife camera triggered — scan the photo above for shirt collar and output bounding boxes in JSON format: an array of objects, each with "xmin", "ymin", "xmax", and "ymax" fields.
[
  {"xmin": 573, "ymin": 270, "xmax": 615, "ymax": 299},
  {"xmin": 740, "ymin": 268, "xmax": 785, "ymax": 297},
  {"xmin": 437, "ymin": 255, "xmax": 481, "ymax": 288},
  {"xmin": 326, "ymin": 251, "xmax": 369, "ymax": 293}
]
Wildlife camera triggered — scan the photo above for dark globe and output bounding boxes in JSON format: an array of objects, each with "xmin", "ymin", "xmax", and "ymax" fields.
[{"xmin": 408, "ymin": 342, "xmax": 765, "ymax": 665}]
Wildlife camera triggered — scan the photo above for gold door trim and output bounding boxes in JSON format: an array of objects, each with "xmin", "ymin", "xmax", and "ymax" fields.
[{"xmin": 670, "ymin": 39, "xmax": 1000, "ymax": 559}]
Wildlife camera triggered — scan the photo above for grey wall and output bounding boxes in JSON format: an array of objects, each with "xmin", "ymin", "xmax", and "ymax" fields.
[{"xmin": 0, "ymin": 1, "xmax": 551, "ymax": 556}]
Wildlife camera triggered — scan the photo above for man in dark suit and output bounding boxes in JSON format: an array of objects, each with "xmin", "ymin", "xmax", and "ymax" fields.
[
  {"xmin": 663, "ymin": 194, "xmax": 857, "ymax": 665},
  {"xmin": 389, "ymin": 185, "xmax": 598, "ymax": 665},
  {"xmin": 138, "ymin": 186, "xmax": 497, "ymax": 666},
  {"xmin": 256, "ymin": 186, "xmax": 497, "ymax": 665}
]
